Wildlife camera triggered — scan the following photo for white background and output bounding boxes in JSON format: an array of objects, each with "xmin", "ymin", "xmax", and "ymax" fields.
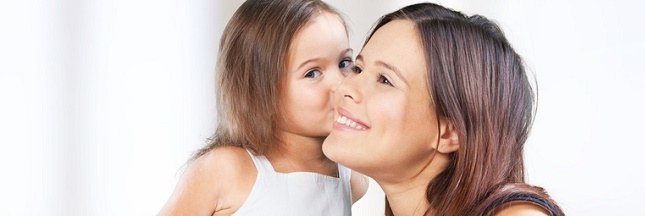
[{"xmin": 1, "ymin": 0, "xmax": 643, "ymax": 215}]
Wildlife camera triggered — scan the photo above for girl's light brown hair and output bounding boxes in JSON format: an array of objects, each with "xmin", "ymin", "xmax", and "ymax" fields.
[
  {"xmin": 367, "ymin": 3, "xmax": 563, "ymax": 216},
  {"xmin": 193, "ymin": 0, "xmax": 347, "ymax": 159}
]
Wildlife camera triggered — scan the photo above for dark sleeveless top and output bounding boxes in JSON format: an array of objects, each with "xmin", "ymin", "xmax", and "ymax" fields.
[{"xmin": 482, "ymin": 192, "xmax": 562, "ymax": 216}]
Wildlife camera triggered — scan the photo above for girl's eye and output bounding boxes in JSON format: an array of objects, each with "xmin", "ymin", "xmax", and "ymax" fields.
[
  {"xmin": 339, "ymin": 59, "xmax": 352, "ymax": 69},
  {"xmin": 339, "ymin": 59, "xmax": 354, "ymax": 77},
  {"xmin": 304, "ymin": 69, "xmax": 322, "ymax": 78},
  {"xmin": 378, "ymin": 74, "xmax": 393, "ymax": 86}
]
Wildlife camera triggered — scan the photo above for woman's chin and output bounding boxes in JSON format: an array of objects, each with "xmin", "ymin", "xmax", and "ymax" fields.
[{"xmin": 322, "ymin": 136, "xmax": 356, "ymax": 165}]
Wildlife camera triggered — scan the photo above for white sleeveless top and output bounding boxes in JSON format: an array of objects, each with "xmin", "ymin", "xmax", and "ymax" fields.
[{"xmin": 233, "ymin": 150, "xmax": 352, "ymax": 216}]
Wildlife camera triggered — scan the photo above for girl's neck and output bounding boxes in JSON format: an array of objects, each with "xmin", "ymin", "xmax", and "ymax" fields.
[{"xmin": 266, "ymin": 132, "xmax": 337, "ymax": 176}]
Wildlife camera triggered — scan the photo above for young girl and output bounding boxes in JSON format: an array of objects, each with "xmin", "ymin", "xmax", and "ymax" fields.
[
  {"xmin": 158, "ymin": 0, "xmax": 367, "ymax": 215},
  {"xmin": 323, "ymin": 2, "xmax": 562, "ymax": 216}
]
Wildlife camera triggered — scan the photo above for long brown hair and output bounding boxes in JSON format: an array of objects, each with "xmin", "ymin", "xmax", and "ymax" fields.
[
  {"xmin": 367, "ymin": 3, "xmax": 563, "ymax": 215},
  {"xmin": 193, "ymin": 0, "xmax": 347, "ymax": 159}
]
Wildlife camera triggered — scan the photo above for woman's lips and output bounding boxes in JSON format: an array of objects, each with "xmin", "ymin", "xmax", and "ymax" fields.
[{"xmin": 334, "ymin": 107, "xmax": 369, "ymax": 130}]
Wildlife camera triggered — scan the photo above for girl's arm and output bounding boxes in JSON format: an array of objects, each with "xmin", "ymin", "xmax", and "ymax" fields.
[{"xmin": 350, "ymin": 170, "xmax": 369, "ymax": 204}]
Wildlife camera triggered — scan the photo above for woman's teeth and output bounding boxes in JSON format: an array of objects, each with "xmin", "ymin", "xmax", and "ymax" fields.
[{"xmin": 336, "ymin": 115, "xmax": 364, "ymax": 130}]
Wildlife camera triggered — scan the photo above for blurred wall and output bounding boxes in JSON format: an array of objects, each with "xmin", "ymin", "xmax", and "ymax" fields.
[{"xmin": 0, "ymin": 0, "xmax": 643, "ymax": 215}]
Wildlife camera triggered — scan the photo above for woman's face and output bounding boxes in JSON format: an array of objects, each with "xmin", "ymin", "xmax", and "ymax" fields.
[
  {"xmin": 280, "ymin": 12, "xmax": 353, "ymax": 139},
  {"xmin": 322, "ymin": 20, "xmax": 441, "ymax": 181}
]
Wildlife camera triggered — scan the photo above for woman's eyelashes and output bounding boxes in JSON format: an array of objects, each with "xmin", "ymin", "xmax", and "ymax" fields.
[
  {"xmin": 351, "ymin": 65, "xmax": 362, "ymax": 74},
  {"xmin": 377, "ymin": 74, "xmax": 393, "ymax": 86},
  {"xmin": 351, "ymin": 65, "xmax": 393, "ymax": 87}
]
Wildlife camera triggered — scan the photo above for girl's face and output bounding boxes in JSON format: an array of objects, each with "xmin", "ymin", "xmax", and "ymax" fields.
[
  {"xmin": 322, "ymin": 20, "xmax": 441, "ymax": 180},
  {"xmin": 280, "ymin": 11, "xmax": 352, "ymax": 139}
]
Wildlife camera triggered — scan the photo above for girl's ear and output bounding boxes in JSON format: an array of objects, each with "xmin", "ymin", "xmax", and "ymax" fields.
[{"xmin": 437, "ymin": 119, "xmax": 460, "ymax": 154}]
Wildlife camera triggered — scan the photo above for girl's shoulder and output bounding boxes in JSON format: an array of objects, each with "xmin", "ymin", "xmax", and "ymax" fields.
[
  {"xmin": 188, "ymin": 145, "xmax": 256, "ymax": 185},
  {"xmin": 158, "ymin": 146, "xmax": 257, "ymax": 215},
  {"xmin": 195, "ymin": 146, "xmax": 258, "ymax": 209},
  {"xmin": 199, "ymin": 145, "xmax": 256, "ymax": 172}
]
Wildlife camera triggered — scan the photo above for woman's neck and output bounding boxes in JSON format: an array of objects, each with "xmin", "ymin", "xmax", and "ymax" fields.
[
  {"xmin": 377, "ymin": 153, "xmax": 451, "ymax": 216},
  {"xmin": 379, "ymin": 176, "xmax": 431, "ymax": 216}
]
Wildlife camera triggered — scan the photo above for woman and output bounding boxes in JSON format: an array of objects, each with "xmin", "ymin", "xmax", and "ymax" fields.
[{"xmin": 323, "ymin": 2, "xmax": 563, "ymax": 216}]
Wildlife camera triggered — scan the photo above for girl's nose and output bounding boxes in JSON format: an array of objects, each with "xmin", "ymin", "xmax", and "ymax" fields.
[{"xmin": 335, "ymin": 73, "xmax": 362, "ymax": 104}]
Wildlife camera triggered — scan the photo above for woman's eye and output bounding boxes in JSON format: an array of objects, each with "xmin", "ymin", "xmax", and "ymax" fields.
[
  {"xmin": 378, "ymin": 74, "xmax": 393, "ymax": 86},
  {"xmin": 339, "ymin": 59, "xmax": 352, "ymax": 69},
  {"xmin": 304, "ymin": 69, "xmax": 322, "ymax": 78},
  {"xmin": 351, "ymin": 66, "xmax": 362, "ymax": 74}
]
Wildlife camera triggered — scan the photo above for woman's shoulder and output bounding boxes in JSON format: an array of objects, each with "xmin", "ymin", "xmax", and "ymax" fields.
[
  {"xmin": 492, "ymin": 202, "xmax": 551, "ymax": 216},
  {"xmin": 480, "ymin": 183, "xmax": 564, "ymax": 216}
]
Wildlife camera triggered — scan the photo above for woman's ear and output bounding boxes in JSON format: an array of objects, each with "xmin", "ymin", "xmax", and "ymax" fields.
[{"xmin": 437, "ymin": 119, "xmax": 460, "ymax": 154}]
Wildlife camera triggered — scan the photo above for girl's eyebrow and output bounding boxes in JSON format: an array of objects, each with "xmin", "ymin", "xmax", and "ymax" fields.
[
  {"xmin": 297, "ymin": 48, "xmax": 354, "ymax": 71},
  {"xmin": 296, "ymin": 58, "xmax": 321, "ymax": 71},
  {"xmin": 340, "ymin": 48, "xmax": 353, "ymax": 57}
]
